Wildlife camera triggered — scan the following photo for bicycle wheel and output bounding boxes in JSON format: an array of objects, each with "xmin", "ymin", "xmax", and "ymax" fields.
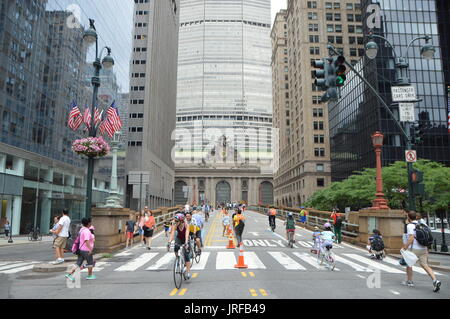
[
  {"xmin": 194, "ymin": 244, "xmax": 201, "ymax": 263},
  {"xmin": 37, "ymin": 232, "xmax": 42, "ymax": 241},
  {"xmin": 173, "ymin": 255, "xmax": 183, "ymax": 289},
  {"xmin": 28, "ymin": 232, "xmax": 34, "ymax": 241},
  {"xmin": 328, "ymin": 252, "xmax": 336, "ymax": 271}
]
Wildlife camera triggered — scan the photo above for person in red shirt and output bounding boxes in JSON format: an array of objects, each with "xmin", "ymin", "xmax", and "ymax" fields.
[
  {"xmin": 330, "ymin": 209, "xmax": 343, "ymax": 244},
  {"xmin": 143, "ymin": 211, "xmax": 156, "ymax": 250},
  {"xmin": 268, "ymin": 208, "xmax": 277, "ymax": 230}
]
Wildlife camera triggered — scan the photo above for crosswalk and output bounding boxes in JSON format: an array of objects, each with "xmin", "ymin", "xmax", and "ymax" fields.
[{"xmin": 0, "ymin": 251, "xmax": 443, "ymax": 276}]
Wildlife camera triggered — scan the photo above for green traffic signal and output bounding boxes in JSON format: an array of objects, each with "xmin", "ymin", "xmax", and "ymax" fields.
[{"xmin": 334, "ymin": 57, "xmax": 347, "ymax": 87}]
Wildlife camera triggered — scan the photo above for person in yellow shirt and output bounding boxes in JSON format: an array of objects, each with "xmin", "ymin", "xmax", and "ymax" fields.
[
  {"xmin": 186, "ymin": 212, "xmax": 201, "ymax": 254},
  {"xmin": 233, "ymin": 209, "xmax": 245, "ymax": 246}
]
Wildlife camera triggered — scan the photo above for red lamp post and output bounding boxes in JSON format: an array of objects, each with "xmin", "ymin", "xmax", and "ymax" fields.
[{"xmin": 371, "ymin": 132, "xmax": 389, "ymax": 210}]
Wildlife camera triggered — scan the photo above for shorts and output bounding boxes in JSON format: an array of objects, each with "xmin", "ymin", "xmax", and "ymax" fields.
[
  {"xmin": 126, "ymin": 232, "xmax": 134, "ymax": 239},
  {"xmin": 53, "ymin": 236, "xmax": 68, "ymax": 249},
  {"xmin": 300, "ymin": 216, "xmax": 306, "ymax": 223},
  {"xmin": 321, "ymin": 240, "xmax": 333, "ymax": 250},
  {"xmin": 76, "ymin": 250, "xmax": 94, "ymax": 268},
  {"xmin": 138, "ymin": 227, "xmax": 144, "ymax": 235},
  {"xmin": 174, "ymin": 237, "xmax": 191, "ymax": 261},
  {"xmin": 164, "ymin": 227, "xmax": 170, "ymax": 232},
  {"xmin": 412, "ymin": 249, "xmax": 428, "ymax": 266},
  {"xmin": 190, "ymin": 230, "xmax": 201, "ymax": 239},
  {"xmin": 286, "ymin": 229, "xmax": 295, "ymax": 232},
  {"xmin": 144, "ymin": 228, "xmax": 154, "ymax": 238}
]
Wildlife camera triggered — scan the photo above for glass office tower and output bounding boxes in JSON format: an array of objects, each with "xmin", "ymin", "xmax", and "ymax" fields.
[
  {"xmin": 175, "ymin": 0, "xmax": 273, "ymax": 166},
  {"xmin": 329, "ymin": 0, "xmax": 450, "ymax": 182}
]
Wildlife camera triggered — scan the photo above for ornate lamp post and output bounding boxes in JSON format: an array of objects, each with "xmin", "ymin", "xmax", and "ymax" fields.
[
  {"xmin": 105, "ymin": 131, "xmax": 122, "ymax": 208},
  {"xmin": 82, "ymin": 19, "xmax": 115, "ymax": 218},
  {"xmin": 371, "ymin": 131, "xmax": 389, "ymax": 210}
]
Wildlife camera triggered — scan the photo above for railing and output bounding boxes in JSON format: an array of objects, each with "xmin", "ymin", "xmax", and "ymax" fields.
[{"xmin": 248, "ymin": 205, "xmax": 359, "ymax": 237}]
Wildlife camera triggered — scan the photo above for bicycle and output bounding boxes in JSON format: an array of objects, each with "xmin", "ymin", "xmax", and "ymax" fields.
[
  {"xmin": 189, "ymin": 234, "xmax": 201, "ymax": 264},
  {"xmin": 204, "ymin": 211, "xmax": 209, "ymax": 222},
  {"xmin": 287, "ymin": 230, "xmax": 295, "ymax": 248},
  {"xmin": 173, "ymin": 243, "xmax": 189, "ymax": 289},
  {"xmin": 316, "ymin": 239, "xmax": 336, "ymax": 271},
  {"xmin": 28, "ymin": 227, "xmax": 42, "ymax": 241},
  {"xmin": 269, "ymin": 217, "xmax": 276, "ymax": 232}
]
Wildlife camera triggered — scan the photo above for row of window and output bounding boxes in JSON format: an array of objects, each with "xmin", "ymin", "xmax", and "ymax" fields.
[
  {"xmin": 128, "ymin": 141, "xmax": 143, "ymax": 147},
  {"xmin": 131, "ymin": 86, "xmax": 145, "ymax": 91},
  {"xmin": 129, "ymin": 113, "xmax": 144, "ymax": 118},
  {"xmin": 135, "ymin": 22, "xmax": 148, "ymax": 27},
  {"xmin": 134, "ymin": 0, "xmax": 149, "ymax": 3},
  {"xmin": 136, "ymin": 10, "xmax": 149, "ymax": 15},
  {"xmin": 129, "ymin": 127, "xmax": 143, "ymax": 132},
  {"xmin": 132, "ymin": 73, "xmax": 146, "ymax": 78},
  {"xmin": 180, "ymin": 20, "xmax": 270, "ymax": 28},
  {"xmin": 177, "ymin": 115, "xmax": 273, "ymax": 123},
  {"xmin": 132, "ymin": 59, "xmax": 147, "ymax": 65},
  {"xmin": 134, "ymin": 34, "xmax": 147, "ymax": 40},
  {"xmin": 130, "ymin": 100, "xmax": 144, "ymax": 105},
  {"xmin": 133, "ymin": 47, "xmax": 148, "ymax": 52}
]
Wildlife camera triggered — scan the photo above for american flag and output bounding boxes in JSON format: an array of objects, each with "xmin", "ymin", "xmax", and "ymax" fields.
[
  {"xmin": 106, "ymin": 101, "xmax": 122, "ymax": 132},
  {"xmin": 98, "ymin": 117, "xmax": 115, "ymax": 138},
  {"xmin": 67, "ymin": 101, "xmax": 83, "ymax": 131},
  {"xmin": 83, "ymin": 107, "xmax": 92, "ymax": 129},
  {"xmin": 94, "ymin": 108, "xmax": 103, "ymax": 127}
]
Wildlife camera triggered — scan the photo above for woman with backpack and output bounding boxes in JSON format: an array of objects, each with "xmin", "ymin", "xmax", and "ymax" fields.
[
  {"xmin": 331, "ymin": 209, "xmax": 343, "ymax": 244},
  {"xmin": 284, "ymin": 213, "xmax": 296, "ymax": 246},
  {"xmin": 233, "ymin": 209, "xmax": 245, "ymax": 246}
]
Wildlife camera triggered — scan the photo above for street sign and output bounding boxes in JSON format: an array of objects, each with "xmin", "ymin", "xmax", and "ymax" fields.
[
  {"xmin": 392, "ymin": 86, "xmax": 416, "ymax": 102},
  {"xmin": 128, "ymin": 171, "xmax": 150, "ymax": 184},
  {"xmin": 405, "ymin": 150, "xmax": 417, "ymax": 163},
  {"xmin": 399, "ymin": 103, "xmax": 415, "ymax": 122}
]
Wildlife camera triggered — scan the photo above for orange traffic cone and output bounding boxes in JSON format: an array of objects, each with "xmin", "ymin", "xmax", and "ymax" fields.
[
  {"xmin": 226, "ymin": 230, "xmax": 235, "ymax": 249},
  {"xmin": 234, "ymin": 242, "xmax": 248, "ymax": 268}
]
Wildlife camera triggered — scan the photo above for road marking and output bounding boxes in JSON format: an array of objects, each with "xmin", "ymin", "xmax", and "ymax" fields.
[
  {"xmin": 268, "ymin": 252, "xmax": 306, "ymax": 270},
  {"xmin": 216, "ymin": 252, "xmax": 236, "ymax": 269},
  {"xmin": 169, "ymin": 288, "xmax": 178, "ymax": 296},
  {"xmin": 390, "ymin": 290, "xmax": 400, "ymax": 295},
  {"xmin": 0, "ymin": 262, "xmax": 34, "ymax": 271},
  {"xmin": 241, "ymin": 272, "xmax": 247, "ymax": 277},
  {"xmin": 249, "ymin": 272, "xmax": 255, "ymax": 277},
  {"xmin": 383, "ymin": 256, "xmax": 442, "ymax": 276},
  {"xmin": 269, "ymin": 230, "xmax": 299, "ymax": 248},
  {"xmin": 81, "ymin": 262, "xmax": 109, "ymax": 272},
  {"xmin": 344, "ymin": 254, "xmax": 404, "ymax": 273},
  {"xmin": 259, "ymin": 289, "xmax": 268, "ymax": 296},
  {"xmin": 115, "ymin": 253, "xmax": 158, "ymax": 272},
  {"xmin": 191, "ymin": 252, "xmax": 210, "ymax": 270},
  {"xmin": 146, "ymin": 253, "xmax": 175, "ymax": 270},
  {"xmin": 341, "ymin": 242, "xmax": 367, "ymax": 253},
  {"xmin": 334, "ymin": 255, "xmax": 373, "ymax": 272},
  {"xmin": 356, "ymin": 274, "xmax": 366, "ymax": 279},
  {"xmin": 178, "ymin": 288, "xmax": 187, "ymax": 296},
  {"xmin": 244, "ymin": 252, "xmax": 266, "ymax": 269},
  {"xmin": 297, "ymin": 241, "xmax": 312, "ymax": 248},
  {"xmin": 249, "ymin": 289, "xmax": 258, "ymax": 297},
  {"xmin": 1, "ymin": 263, "xmax": 39, "ymax": 274},
  {"xmin": 293, "ymin": 252, "xmax": 340, "ymax": 271},
  {"xmin": 192, "ymin": 273, "xmax": 198, "ymax": 278}
]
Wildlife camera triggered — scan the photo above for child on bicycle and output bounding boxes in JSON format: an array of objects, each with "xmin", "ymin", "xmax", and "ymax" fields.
[
  {"xmin": 320, "ymin": 223, "xmax": 336, "ymax": 254},
  {"xmin": 311, "ymin": 226, "xmax": 321, "ymax": 254}
]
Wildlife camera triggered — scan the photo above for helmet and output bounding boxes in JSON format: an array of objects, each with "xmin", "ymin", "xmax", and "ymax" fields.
[
  {"xmin": 288, "ymin": 212, "xmax": 293, "ymax": 217},
  {"xmin": 314, "ymin": 226, "xmax": 319, "ymax": 231},
  {"xmin": 324, "ymin": 222, "xmax": 331, "ymax": 229},
  {"xmin": 174, "ymin": 213, "xmax": 185, "ymax": 221}
]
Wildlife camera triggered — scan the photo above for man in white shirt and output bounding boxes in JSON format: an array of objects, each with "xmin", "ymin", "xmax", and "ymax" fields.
[
  {"xmin": 184, "ymin": 203, "xmax": 191, "ymax": 214},
  {"xmin": 50, "ymin": 209, "xmax": 71, "ymax": 264},
  {"xmin": 402, "ymin": 211, "xmax": 440, "ymax": 292}
]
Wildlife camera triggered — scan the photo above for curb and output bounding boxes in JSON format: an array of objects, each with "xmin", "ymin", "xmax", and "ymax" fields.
[{"xmin": 32, "ymin": 254, "xmax": 105, "ymax": 273}]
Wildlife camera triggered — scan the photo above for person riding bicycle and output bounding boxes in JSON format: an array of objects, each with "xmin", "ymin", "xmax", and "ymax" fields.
[
  {"xmin": 311, "ymin": 226, "xmax": 321, "ymax": 254},
  {"xmin": 320, "ymin": 223, "xmax": 336, "ymax": 254},
  {"xmin": 186, "ymin": 212, "xmax": 202, "ymax": 255},
  {"xmin": 268, "ymin": 207, "xmax": 277, "ymax": 230},
  {"xmin": 284, "ymin": 212, "xmax": 296, "ymax": 242},
  {"xmin": 168, "ymin": 213, "xmax": 192, "ymax": 279},
  {"xmin": 202, "ymin": 204, "xmax": 210, "ymax": 221}
]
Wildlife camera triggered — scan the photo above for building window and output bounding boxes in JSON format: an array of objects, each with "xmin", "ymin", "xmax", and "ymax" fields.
[
  {"xmin": 333, "ymin": 2, "xmax": 340, "ymax": 9},
  {"xmin": 317, "ymin": 178, "xmax": 325, "ymax": 187},
  {"xmin": 326, "ymin": 13, "xmax": 333, "ymax": 21},
  {"xmin": 336, "ymin": 36, "xmax": 343, "ymax": 44},
  {"xmin": 316, "ymin": 164, "xmax": 324, "ymax": 172},
  {"xmin": 334, "ymin": 13, "xmax": 341, "ymax": 21},
  {"xmin": 335, "ymin": 24, "xmax": 342, "ymax": 32},
  {"xmin": 327, "ymin": 24, "xmax": 334, "ymax": 32},
  {"xmin": 348, "ymin": 25, "xmax": 355, "ymax": 33},
  {"xmin": 350, "ymin": 48, "xmax": 357, "ymax": 56},
  {"xmin": 347, "ymin": 14, "xmax": 354, "ymax": 22},
  {"xmin": 325, "ymin": 2, "xmax": 332, "ymax": 9},
  {"xmin": 346, "ymin": 3, "xmax": 353, "ymax": 10},
  {"xmin": 349, "ymin": 36, "xmax": 356, "ymax": 44},
  {"xmin": 307, "ymin": 1, "xmax": 317, "ymax": 9}
]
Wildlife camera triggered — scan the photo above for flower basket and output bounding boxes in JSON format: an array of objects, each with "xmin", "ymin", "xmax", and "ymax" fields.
[{"xmin": 72, "ymin": 137, "xmax": 110, "ymax": 158}]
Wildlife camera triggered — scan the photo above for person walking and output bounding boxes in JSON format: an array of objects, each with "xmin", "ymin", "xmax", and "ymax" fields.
[
  {"xmin": 65, "ymin": 218, "xmax": 96, "ymax": 281},
  {"xmin": 51, "ymin": 216, "xmax": 61, "ymax": 258},
  {"xmin": 138, "ymin": 210, "xmax": 146, "ymax": 246},
  {"xmin": 402, "ymin": 211, "xmax": 441, "ymax": 292},
  {"xmin": 233, "ymin": 209, "xmax": 245, "ymax": 246},
  {"xmin": 331, "ymin": 208, "xmax": 343, "ymax": 244},
  {"xmin": 222, "ymin": 209, "xmax": 231, "ymax": 236},
  {"xmin": 125, "ymin": 214, "xmax": 137, "ymax": 249},
  {"xmin": 4, "ymin": 218, "xmax": 10, "ymax": 239},
  {"xmin": 143, "ymin": 210, "xmax": 156, "ymax": 250},
  {"xmin": 50, "ymin": 209, "xmax": 71, "ymax": 264}
]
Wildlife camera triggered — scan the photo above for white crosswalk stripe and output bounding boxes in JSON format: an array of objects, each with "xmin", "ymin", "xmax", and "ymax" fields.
[
  {"xmin": 146, "ymin": 253, "xmax": 174, "ymax": 270},
  {"xmin": 191, "ymin": 252, "xmax": 210, "ymax": 270},
  {"xmin": 244, "ymin": 252, "xmax": 266, "ymax": 269},
  {"xmin": 81, "ymin": 262, "xmax": 110, "ymax": 272},
  {"xmin": 334, "ymin": 255, "xmax": 373, "ymax": 272},
  {"xmin": 382, "ymin": 256, "xmax": 443, "ymax": 276},
  {"xmin": 294, "ymin": 252, "xmax": 341, "ymax": 271},
  {"xmin": 344, "ymin": 254, "xmax": 404, "ymax": 273},
  {"xmin": 0, "ymin": 262, "xmax": 34, "ymax": 272},
  {"xmin": 0, "ymin": 261, "xmax": 40, "ymax": 274},
  {"xmin": 216, "ymin": 252, "xmax": 236, "ymax": 269},
  {"xmin": 115, "ymin": 253, "xmax": 158, "ymax": 272},
  {"xmin": 268, "ymin": 252, "xmax": 306, "ymax": 270}
]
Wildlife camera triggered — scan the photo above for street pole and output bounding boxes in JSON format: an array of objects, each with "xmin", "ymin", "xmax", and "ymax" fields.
[{"xmin": 441, "ymin": 210, "xmax": 448, "ymax": 252}]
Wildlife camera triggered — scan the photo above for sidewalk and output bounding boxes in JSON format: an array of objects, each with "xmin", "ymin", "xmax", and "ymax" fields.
[{"xmin": 0, "ymin": 236, "xmax": 54, "ymax": 247}]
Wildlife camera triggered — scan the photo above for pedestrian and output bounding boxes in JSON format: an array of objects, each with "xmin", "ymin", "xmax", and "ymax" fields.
[
  {"xmin": 65, "ymin": 218, "xmax": 96, "ymax": 281},
  {"xmin": 164, "ymin": 219, "xmax": 171, "ymax": 238},
  {"xmin": 50, "ymin": 209, "xmax": 71, "ymax": 264},
  {"xmin": 330, "ymin": 208, "xmax": 343, "ymax": 244},
  {"xmin": 231, "ymin": 209, "xmax": 238, "ymax": 233},
  {"xmin": 51, "ymin": 216, "xmax": 61, "ymax": 258},
  {"xmin": 4, "ymin": 218, "xmax": 10, "ymax": 239},
  {"xmin": 138, "ymin": 210, "xmax": 146, "ymax": 246},
  {"xmin": 367, "ymin": 229, "xmax": 386, "ymax": 260},
  {"xmin": 222, "ymin": 209, "xmax": 231, "ymax": 236},
  {"xmin": 233, "ymin": 209, "xmax": 245, "ymax": 246},
  {"xmin": 402, "ymin": 211, "xmax": 441, "ymax": 292},
  {"xmin": 125, "ymin": 214, "xmax": 137, "ymax": 249},
  {"xmin": 299, "ymin": 207, "xmax": 308, "ymax": 226},
  {"xmin": 143, "ymin": 210, "xmax": 156, "ymax": 250}
]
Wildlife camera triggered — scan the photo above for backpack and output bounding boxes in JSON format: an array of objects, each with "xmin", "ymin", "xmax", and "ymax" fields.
[
  {"xmin": 286, "ymin": 218, "xmax": 295, "ymax": 229},
  {"xmin": 370, "ymin": 235, "xmax": 385, "ymax": 251},
  {"xmin": 71, "ymin": 229, "xmax": 86, "ymax": 255},
  {"xmin": 412, "ymin": 223, "xmax": 433, "ymax": 247},
  {"xmin": 334, "ymin": 215, "xmax": 343, "ymax": 227}
]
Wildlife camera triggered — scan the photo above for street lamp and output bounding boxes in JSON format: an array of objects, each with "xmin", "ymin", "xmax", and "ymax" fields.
[
  {"xmin": 364, "ymin": 33, "xmax": 434, "ymax": 212},
  {"xmin": 371, "ymin": 132, "xmax": 389, "ymax": 210},
  {"xmin": 82, "ymin": 19, "xmax": 115, "ymax": 218}
]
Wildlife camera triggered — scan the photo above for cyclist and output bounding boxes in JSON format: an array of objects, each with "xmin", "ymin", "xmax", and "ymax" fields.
[
  {"xmin": 320, "ymin": 223, "xmax": 336, "ymax": 254},
  {"xmin": 268, "ymin": 207, "xmax": 277, "ymax": 230},
  {"xmin": 192, "ymin": 210, "xmax": 204, "ymax": 248},
  {"xmin": 284, "ymin": 212, "xmax": 296, "ymax": 243},
  {"xmin": 203, "ymin": 204, "xmax": 210, "ymax": 221},
  {"xmin": 168, "ymin": 213, "xmax": 192, "ymax": 279},
  {"xmin": 186, "ymin": 212, "xmax": 202, "ymax": 255},
  {"xmin": 311, "ymin": 226, "xmax": 321, "ymax": 254}
]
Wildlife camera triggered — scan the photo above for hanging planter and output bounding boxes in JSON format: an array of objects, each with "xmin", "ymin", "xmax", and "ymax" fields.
[{"xmin": 72, "ymin": 137, "xmax": 110, "ymax": 158}]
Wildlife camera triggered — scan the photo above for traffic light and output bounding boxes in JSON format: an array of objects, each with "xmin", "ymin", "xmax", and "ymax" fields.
[
  {"xmin": 333, "ymin": 55, "xmax": 347, "ymax": 87},
  {"xmin": 311, "ymin": 59, "xmax": 327, "ymax": 90},
  {"xmin": 317, "ymin": 56, "xmax": 347, "ymax": 103},
  {"xmin": 411, "ymin": 122, "xmax": 425, "ymax": 145},
  {"xmin": 411, "ymin": 169, "xmax": 425, "ymax": 196}
]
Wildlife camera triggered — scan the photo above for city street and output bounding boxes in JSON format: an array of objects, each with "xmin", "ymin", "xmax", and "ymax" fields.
[{"xmin": 0, "ymin": 210, "xmax": 448, "ymax": 299}]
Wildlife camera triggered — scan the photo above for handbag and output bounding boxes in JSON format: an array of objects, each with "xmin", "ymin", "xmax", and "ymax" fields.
[{"xmin": 400, "ymin": 249, "xmax": 418, "ymax": 267}]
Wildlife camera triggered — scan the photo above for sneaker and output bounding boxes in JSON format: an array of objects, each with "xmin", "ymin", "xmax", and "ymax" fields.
[
  {"xmin": 147, "ymin": 247, "xmax": 151, "ymax": 250},
  {"xmin": 433, "ymin": 280, "xmax": 441, "ymax": 293},
  {"xmin": 52, "ymin": 258, "xmax": 64, "ymax": 265},
  {"xmin": 65, "ymin": 274, "xmax": 75, "ymax": 282},
  {"xmin": 86, "ymin": 275, "xmax": 97, "ymax": 280},
  {"xmin": 185, "ymin": 272, "xmax": 191, "ymax": 280},
  {"xmin": 402, "ymin": 280, "xmax": 414, "ymax": 287}
]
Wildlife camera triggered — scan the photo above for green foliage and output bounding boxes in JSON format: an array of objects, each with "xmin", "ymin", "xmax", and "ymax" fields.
[{"xmin": 306, "ymin": 160, "xmax": 450, "ymax": 213}]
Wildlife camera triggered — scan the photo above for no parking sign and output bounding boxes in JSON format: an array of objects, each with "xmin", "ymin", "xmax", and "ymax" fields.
[{"xmin": 405, "ymin": 150, "xmax": 417, "ymax": 163}]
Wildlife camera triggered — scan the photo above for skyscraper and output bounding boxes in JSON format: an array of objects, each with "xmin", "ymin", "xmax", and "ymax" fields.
[
  {"xmin": 125, "ymin": 0, "xmax": 180, "ymax": 210},
  {"xmin": 174, "ymin": 0, "xmax": 274, "ymax": 206}
]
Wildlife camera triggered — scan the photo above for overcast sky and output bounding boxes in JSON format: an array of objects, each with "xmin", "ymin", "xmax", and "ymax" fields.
[{"xmin": 271, "ymin": 0, "xmax": 287, "ymax": 25}]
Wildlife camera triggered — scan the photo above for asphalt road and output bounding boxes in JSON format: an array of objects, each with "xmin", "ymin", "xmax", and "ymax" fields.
[{"xmin": 0, "ymin": 210, "xmax": 449, "ymax": 299}]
